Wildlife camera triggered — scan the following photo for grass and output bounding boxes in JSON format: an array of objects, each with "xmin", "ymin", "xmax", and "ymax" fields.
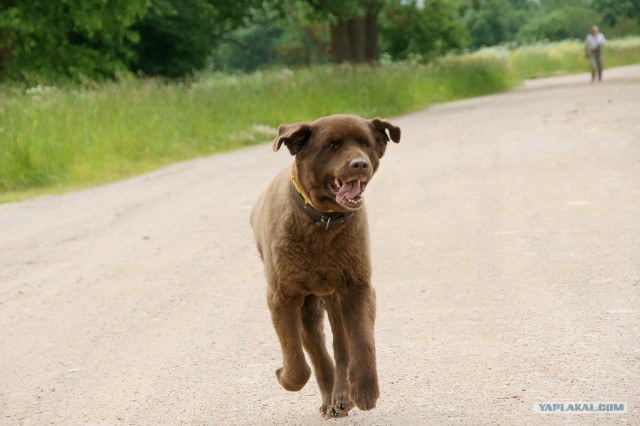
[
  {"xmin": 1, "ymin": 36, "xmax": 639, "ymax": 202},
  {"xmin": 510, "ymin": 37, "xmax": 640, "ymax": 79}
]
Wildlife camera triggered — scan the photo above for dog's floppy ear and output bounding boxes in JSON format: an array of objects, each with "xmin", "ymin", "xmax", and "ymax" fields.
[
  {"xmin": 371, "ymin": 118, "xmax": 401, "ymax": 144},
  {"xmin": 370, "ymin": 118, "xmax": 401, "ymax": 157},
  {"xmin": 272, "ymin": 122, "xmax": 312, "ymax": 155}
]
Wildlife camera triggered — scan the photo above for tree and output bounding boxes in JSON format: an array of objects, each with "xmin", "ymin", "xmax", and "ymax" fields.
[
  {"xmin": 129, "ymin": 0, "xmax": 261, "ymax": 77},
  {"xmin": 517, "ymin": 4, "xmax": 597, "ymax": 42},
  {"xmin": 460, "ymin": 0, "xmax": 518, "ymax": 48},
  {"xmin": 301, "ymin": 0, "xmax": 384, "ymax": 63},
  {"xmin": 211, "ymin": 4, "xmax": 330, "ymax": 72},
  {"xmin": 379, "ymin": 0, "xmax": 469, "ymax": 62},
  {"xmin": 0, "ymin": 0, "xmax": 147, "ymax": 81},
  {"xmin": 593, "ymin": 0, "xmax": 640, "ymax": 26},
  {"xmin": 0, "ymin": 0, "xmax": 261, "ymax": 80}
]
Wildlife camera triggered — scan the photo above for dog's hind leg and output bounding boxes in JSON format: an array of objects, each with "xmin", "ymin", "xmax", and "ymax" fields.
[
  {"xmin": 267, "ymin": 290, "xmax": 311, "ymax": 392},
  {"xmin": 324, "ymin": 294, "xmax": 355, "ymax": 418},
  {"xmin": 301, "ymin": 295, "xmax": 335, "ymax": 416}
]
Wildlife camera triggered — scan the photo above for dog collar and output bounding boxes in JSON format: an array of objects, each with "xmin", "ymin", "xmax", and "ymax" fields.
[{"xmin": 290, "ymin": 162, "xmax": 353, "ymax": 230}]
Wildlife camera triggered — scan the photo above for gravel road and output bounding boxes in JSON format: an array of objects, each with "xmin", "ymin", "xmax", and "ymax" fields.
[{"xmin": 1, "ymin": 65, "xmax": 639, "ymax": 425}]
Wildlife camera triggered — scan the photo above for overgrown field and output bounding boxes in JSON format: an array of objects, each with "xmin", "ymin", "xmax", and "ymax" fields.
[{"xmin": 1, "ymin": 37, "xmax": 639, "ymax": 202}]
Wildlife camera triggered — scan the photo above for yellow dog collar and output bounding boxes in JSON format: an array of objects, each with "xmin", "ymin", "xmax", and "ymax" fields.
[{"xmin": 290, "ymin": 161, "xmax": 336, "ymax": 214}]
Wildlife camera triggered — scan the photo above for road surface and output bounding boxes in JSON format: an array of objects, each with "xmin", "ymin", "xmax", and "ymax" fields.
[{"xmin": 1, "ymin": 65, "xmax": 639, "ymax": 425}]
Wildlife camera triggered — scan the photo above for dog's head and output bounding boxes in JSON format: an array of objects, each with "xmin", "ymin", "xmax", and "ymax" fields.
[{"xmin": 273, "ymin": 114, "xmax": 401, "ymax": 212}]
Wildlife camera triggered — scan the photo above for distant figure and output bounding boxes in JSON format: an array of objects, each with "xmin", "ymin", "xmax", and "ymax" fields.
[{"xmin": 585, "ymin": 25, "xmax": 605, "ymax": 82}]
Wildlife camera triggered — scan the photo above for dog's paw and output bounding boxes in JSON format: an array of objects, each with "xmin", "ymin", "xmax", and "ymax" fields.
[
  {"xmin": 275, "ymin": 365, "xmax": 310, "ymax": 392},
  {"xmin": 349, "ymin": 375, "xmax": 379, "ymax": 411},
  {"xmin": 323, "ymin": 391, "xmax": 354, "ymax": 418},
  {"xmin": 319, "ymin": 404, "xmax": 329, "ymax": 417}
]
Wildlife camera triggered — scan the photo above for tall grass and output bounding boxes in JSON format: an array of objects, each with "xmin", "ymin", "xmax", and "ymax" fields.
[
  {"xmin": 510, "ymin": 37, "xmax": 640, "ymax": 79},
  {"xmin": 1, "ymin": 37, "xmax": 639, "ymax": 201},
  {"xmin": 0, "ymin": 54, "xmax": 516, "ymax": 200}
]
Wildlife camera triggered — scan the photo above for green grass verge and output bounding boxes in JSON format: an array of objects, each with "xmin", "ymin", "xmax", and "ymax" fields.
[
  {"xmin": 1, "ymin": 36, "xmax": 638, "ymax": 202},
  {"xmin": 510, "ymin": 37, "xmax": 640, "ymax": 79}
]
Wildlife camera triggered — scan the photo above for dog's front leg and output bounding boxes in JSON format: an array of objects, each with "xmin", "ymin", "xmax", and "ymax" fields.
[
  {"xmin": 340, "ymin": 285, "xmax": 379, "ymax": 411},
  {"xmin": 324, "ymin": 295, "xmax": 354, "ymax": 418},
  {"xmin": 267, "ymin": 290, "xmax": 311, "ymax": 391}
]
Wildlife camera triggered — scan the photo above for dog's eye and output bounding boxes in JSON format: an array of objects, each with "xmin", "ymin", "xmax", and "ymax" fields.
[
  {"xmin": 328, "ymin": 140, "xmax": 342, "ymax": 150},
  {"xmin": 359, "ymin": 139, "xmax": 372, "ymax": 149}
]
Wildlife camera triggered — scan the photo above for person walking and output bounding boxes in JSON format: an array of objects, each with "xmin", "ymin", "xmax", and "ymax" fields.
[{"xmin": 585, "ymin": 25, "xmax": 606, "ymax": 82}]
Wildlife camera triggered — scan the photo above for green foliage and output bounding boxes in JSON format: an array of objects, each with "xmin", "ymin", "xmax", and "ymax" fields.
[
  {"xmin": 211, "ymin": 20, "xmax": 285, "ymax": 72},
  {"xmin": 0, "ymin": 0, "xmax": 262, "ymax": 81},
  {"xmin": 0, "ymin": 0, "xmax": 147, "ymax": 82},
  {"xmin": 1, "ymin": 0, "xmax": 640, "ymax": 84},
  {"xmin": 517, "ymin": 5, "xmax": 599, "ymax": 42},
  {"xmin": 129, "ymin": 0, "xmax": 261, "ymax": 77},
  {"xmin": 593, "ymin": 0, "xmax": 640, "ymax": 26},
  {"xmin": 459, "ymin": 0, "xmax": 639, "ymax": 46},
  {"xmin": 211, "ymin": 5, "xmax": 330, "ymax": 72},
  {"xmin": 460, "ymin": 0, "xmax": 524, "ymax": 48},
  {"xmin": 379, "ymin": 0, "xmax": 469, "ymax": 61},
  {"xmin": 300, "ymin": 0, "xmax": 379, "ymax": 21}
]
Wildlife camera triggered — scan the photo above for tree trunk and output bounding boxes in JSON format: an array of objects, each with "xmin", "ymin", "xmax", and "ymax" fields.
[
  {"xmin": 364, "ymin": 8, "xmax": 379, "ymax": 63},
  {"xmin": 348, "ymin": 16, "xmax": 366, "ymax": 63},
  {"xmin": 329, "ymin": 4, "xmax": 379, "ymax": 64},
  {"xmin": 0, "ymin": 48, "xmax": 11, "ymax": 74},
  {"xmin": 330, "ymin": 21, "xmax": 351, "ymax": 64}
]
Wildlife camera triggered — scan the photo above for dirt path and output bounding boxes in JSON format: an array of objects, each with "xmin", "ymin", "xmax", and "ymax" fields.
[{"xmin": 1, "ymin": 65, "xmax": 639, "ymax": 425}]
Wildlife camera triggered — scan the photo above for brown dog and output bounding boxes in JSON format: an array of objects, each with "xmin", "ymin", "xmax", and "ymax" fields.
[{"xmin": 250, "ymin": 114, "xmax": 400, "ymax": 418}]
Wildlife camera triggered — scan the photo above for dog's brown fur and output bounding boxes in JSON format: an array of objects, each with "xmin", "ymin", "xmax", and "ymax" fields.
[{"xmin": 250, "ymin": 114, "xmax": 400, "ymax": 418}]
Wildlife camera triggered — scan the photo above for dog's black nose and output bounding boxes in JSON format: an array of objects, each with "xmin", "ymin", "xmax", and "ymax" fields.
[{"xmin": 350, "ymin": 158, "xmax": 369, "ymax": 172}]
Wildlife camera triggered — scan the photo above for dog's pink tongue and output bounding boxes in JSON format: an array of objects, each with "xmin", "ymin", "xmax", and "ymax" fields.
[{"xmin": 336, "ymin": 180, "xmax": 361, "ymax": 203}]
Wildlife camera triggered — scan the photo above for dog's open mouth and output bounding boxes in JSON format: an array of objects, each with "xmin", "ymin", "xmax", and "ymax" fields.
[{"xmin": 330, "ymin": 178, "xmax": 367, "ymax": 209}]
